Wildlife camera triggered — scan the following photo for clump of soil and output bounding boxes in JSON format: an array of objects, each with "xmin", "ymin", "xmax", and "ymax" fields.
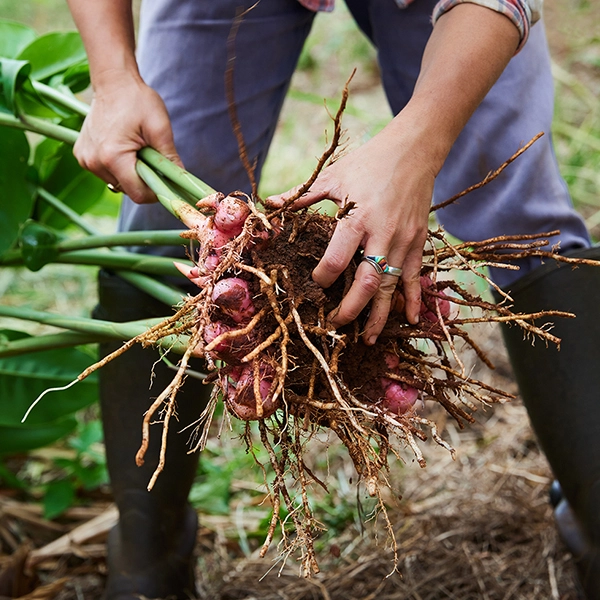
[
  {"xmin": 78, "ymin": 119, "xmax": 595, "ymax": 574},
  {"xmin": 121, "ymin": 196, "xmax": 588, "ymax": 575}
]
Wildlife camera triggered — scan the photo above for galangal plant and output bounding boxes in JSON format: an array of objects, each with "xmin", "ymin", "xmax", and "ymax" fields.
[{"xmin": 1, "ymin": 19, "xmax": 596, "ymax": 574}]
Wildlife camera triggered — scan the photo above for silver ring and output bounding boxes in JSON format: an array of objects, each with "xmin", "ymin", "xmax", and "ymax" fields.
[
  {"xmin": 363, "ymin": 255, "xmax": 402, "ymax": 277},
  {"xmin": 107, "ymin": 182, "xmax": 123, "ymax": 193}
]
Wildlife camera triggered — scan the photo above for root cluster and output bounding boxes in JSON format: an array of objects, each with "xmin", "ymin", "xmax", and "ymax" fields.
[
  {"xmin": 77, "ymin": 88, "xmax": 595, "ymax": 574},
  {"xmin": 130, "ymin": 204, "xmax": 585, "ymax": 575}
]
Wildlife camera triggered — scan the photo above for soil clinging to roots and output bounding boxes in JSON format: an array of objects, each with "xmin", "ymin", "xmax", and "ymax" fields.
[{"xmin": 75, "ymin": 99, "xmax": 598, "ymax": 574}]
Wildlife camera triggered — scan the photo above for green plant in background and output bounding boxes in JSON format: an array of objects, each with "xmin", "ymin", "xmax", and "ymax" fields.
[
  {"xmin": 0, "ymin": 331, "xmax": 98, "ymax": 454},
  {"xmin": 0, "ymin": 19, "xmax": 216, "ymax": 485},
  {"xmin": 42, "ymin": 418, "xmax": 107, "ymax": 519}
]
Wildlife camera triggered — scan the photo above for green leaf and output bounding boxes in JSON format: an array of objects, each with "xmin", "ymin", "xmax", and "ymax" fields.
[
  {"xmin": 69, "ymin": 420, "xmax": 104, "ymax": 454},
  {"xmin": 17, "ymin": 32, "xmax": 87, "ymax": 82},
  {"xmin": 33, "ymin": 137, "xmax": 66, "ymax": 182},
  {"xmin": 0, "ymin": 128, "xmax": 33, "ymax": 256},
  {"xmin": 18, "ymin": 220, "xmax": 60, "ymax": 271},
  {"xmin": 35, "ymin": 144, "xmax": 106, "ymax": 229},
  {"xmin": 0, "ymin": 460, "xmax": 26, "ymax": 489},
  {"xmin": 50, "ymin": 63, "xmax": 90, "ymax": 94},
  {"xmin": 0, "ymin": 21, "xmax": 36, "ymax": 60},
  {"xmin": 0, "ymin": 57, "xmax": 31, "ymax": 115},
  {"xmin": 0, "ymin": 330, "xmax": 98, "ymax": 427},
  {"xmin": 189, "ymin": 468, "xmax": 232, "ymax": 516},
  {"xmin": 0, "ymin": 418, "xmax": 77, "ymax": 455},
  {"xmin": 72, "ymin": 462, "xmax": 108, "ymax": 490},
  {"xmin": 43, "ymin": 478, "xmax": 76, "ymax": 519}
]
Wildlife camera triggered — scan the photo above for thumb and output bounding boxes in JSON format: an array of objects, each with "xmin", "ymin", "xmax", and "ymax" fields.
[{"xmin": 143, "ymin": 118, "xmax": 184, "ymax": 170}]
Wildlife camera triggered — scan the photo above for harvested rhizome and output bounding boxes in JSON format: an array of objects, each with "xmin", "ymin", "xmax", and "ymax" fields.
[{"xmin": 77, "ymin": 101, "xmax": 593, "ymax": 577}]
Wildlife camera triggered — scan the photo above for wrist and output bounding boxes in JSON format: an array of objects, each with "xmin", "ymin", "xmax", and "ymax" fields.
[
  {"xmin": 384, "ymin": 103, "xmax": 456, "ymax": 178},
  {"xmin": 91, "ymin": 64, "xmax": 143, "ymax": 96}
]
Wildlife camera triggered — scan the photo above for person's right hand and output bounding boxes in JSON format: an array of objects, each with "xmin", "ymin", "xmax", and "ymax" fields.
[{"xmin": 73, "ymin": 71, "xmax": 182, "ymax": 204}]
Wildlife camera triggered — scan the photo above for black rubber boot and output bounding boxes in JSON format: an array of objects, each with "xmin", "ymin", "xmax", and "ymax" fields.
[
  {"xmin": 94, "ymin": 270, "xmax": 211, "ymax": 600},
  {"xmin": 500, "ymin": 246, "xmax": 600, "ymax": 599}
]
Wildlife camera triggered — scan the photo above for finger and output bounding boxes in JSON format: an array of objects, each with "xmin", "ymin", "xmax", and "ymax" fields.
[
  {"xmin": 110, "ymin": 151, "xmax": 156, "ymax": 204},
  {"xmin": 400, "ymin": 247, "xmax": 425, "ymax": 325},
  {"xmin": 312, "ymin": 215, "xmax": 365, "ymax": 289},
  {"xmin": 73, "ymin": 135, "xmax": 116, "ymax": 185},
  {"xmin": 266, "ymin": 183, "xmax": 332, "ymax": 210},
  {"xmin": 363, "ymin": 273, "xmax": 401, "ymax": 345},
  {"xmin": 327, "ymin": 258, "xmax": 383, "ymax": 329},
  {"xmin": 143, "ymin": 117, "xmax": 184, "ymax": 169}
]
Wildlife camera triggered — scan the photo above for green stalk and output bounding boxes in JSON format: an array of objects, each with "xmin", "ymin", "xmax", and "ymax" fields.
[
  {"xmin": 139, "ymin": 147, "xmax": 216, "ymax": 199},
  {"xmin": 116, "ymin": 271, "xmax": 186, "ymax": 306},
  {"xmin": 135, "ymin": 160, "xmax": 205, "ymax": 224},
  {"xmin": 0, "ymin": 112, "xmax": 78, "ymax": 144},
  {"xmin": 54, "ymin": 249, "xmax": 187, "ymax": 276},
  {"xmin": 0, "ymin": 305, "xmax": 163, "ymax": 336},
  {"xmin": 0, "ymin": 248, "xmax": 189, "ymax": 276},
  {"xmin": 0, "ymin": 312, "xmax": 191, "ymax": 358},
  {"xmin": 57, "ymin": 230, "xmax": 188, "ymax": 252},
  {"xmin": 37, "ymin": 187, "xmax": 100, "ymax": 236},
  {"xmin": 0, "ymin": 331, "xmax": 110, "ymax": 358},
  {"xmin": 31, "ymin": 80, "xmax": 90, "ymax": 118}
]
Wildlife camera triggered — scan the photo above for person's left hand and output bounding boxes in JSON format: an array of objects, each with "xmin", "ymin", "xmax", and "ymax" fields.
[{"xmin": 267, "ymin": 119, "xmax": 435, "ymax": 345}]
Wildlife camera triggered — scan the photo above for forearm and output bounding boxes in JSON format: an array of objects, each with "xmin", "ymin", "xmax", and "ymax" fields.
[
  {"xmin": 66, "ymin": 0, "xmax": 139, "ymax": 91},
  {"xmin": 387, "ymin": 3, "xmax": 520, "ymax": 176}
]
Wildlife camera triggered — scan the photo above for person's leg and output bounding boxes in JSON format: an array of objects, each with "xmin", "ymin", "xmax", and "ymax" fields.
[
  {"xmin": 349, "ymin": 3, "xmax": 598, "ymax": 596},
  {"xmin": 97, "ymin": 2, "xmax": 315, "ymax": 598},
  {"xmin": 498, "ymin": 248, "xmax": 600, "ymax": 599},
  {"xmin": 94, "ymin": 272, "xmax": 206, "ymax": 600}
]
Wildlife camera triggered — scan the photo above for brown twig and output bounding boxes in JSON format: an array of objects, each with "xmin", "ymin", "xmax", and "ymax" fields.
[{"xmin": 430, "ymin": 132, "xmax": 544, "ymax": 212}]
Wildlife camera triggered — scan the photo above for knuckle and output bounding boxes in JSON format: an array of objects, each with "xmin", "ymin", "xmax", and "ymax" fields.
[
  {"xmin": 98, "ymin": 145, "xmax": 119, "ymax": 168},
  {"xmin": 360, "ymin": 271, "xmax": 381, "ymax": 296},
  {"xmin": 377, "ymin": 277, "xmax": 398, "ymax": 296},
  {"xmin": 321, "ymin": 251, "xmax": 347, "ymax": 274},
  {"xmin": 83, "ymin": 155, "xmax": 101, "ymax": 174}
]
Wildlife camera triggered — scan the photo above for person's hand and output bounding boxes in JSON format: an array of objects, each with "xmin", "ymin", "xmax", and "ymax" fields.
[
  {"xmin": 268, "ymin": 120, "xmax": 435, "ymax": 344},
  {"xmin": 74, "ymin": 71, "xmax": 182, "ymax": 204}
]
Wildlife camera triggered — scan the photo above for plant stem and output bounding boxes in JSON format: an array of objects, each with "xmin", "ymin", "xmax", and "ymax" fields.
[
  {"xmin": 116, "ymin": 271, "xmax": 186, "ymax": 306},
  {"xmin": 0, "ymin": 112, "xmax": 79, "ymax": 144},
  {"xmin": 31, "ymin": 80, "xmax": 90, "ymax": 117},
  {"xmin": 0, "ymin": 313, "xmax": 191, "ymax": 358},
  {"xmin": 0, "ymin": 248, "xmax": 189, "ymax": 276},
  {"xmin": 139, "ymin": 147, "xmax": 216, "ymax": 199},
  {"xmin": 0, "ymin": 305, "xmax": 162, "ymax": 336},
  {"xmin": 54, "ymin": 249, "xmax": 187, "ymax": 276},
  {"xmin": 37, "ymin": 187, "xmax": 100, "ymax": 236},
  {"xmin": 57, "ymin": 230, "xmax": 188, "ymax": 252},
  {"xmin": 0, "ymin": 331, "xmax": 109, "ymax": 358},
  {"xmin": 135, "ymin": 161, "xmax": 204, "ymax": 223}
]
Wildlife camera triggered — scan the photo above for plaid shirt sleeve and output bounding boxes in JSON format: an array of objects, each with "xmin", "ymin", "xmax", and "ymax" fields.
[
  {"xmin": 431, "ymin": 0, "xmax": 543, "ymax": 52},
  {"xmin": 297, "ymin": 0, "xmax": 542, "ymax": 52}
]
